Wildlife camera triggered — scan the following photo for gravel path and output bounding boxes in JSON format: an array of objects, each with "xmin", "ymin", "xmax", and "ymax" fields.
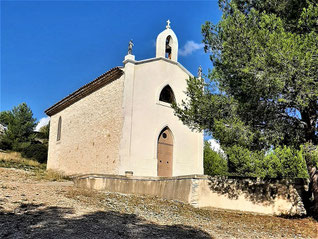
[{"xmin": 0, "ymin": 168, "xmax": 317, "ymax": 238}]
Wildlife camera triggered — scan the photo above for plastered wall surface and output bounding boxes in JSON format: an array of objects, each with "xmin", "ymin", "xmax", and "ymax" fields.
[
  {"xmin": 119, "ymin": 58, "xmax": 204, "ymax": 177},
  {"xmin": 196, "ymin": 177, "xmax": 306, "ymax": 216},
  {"xmin": 74, "ymin": 174, "xmax": 307, "ymax": 216}
]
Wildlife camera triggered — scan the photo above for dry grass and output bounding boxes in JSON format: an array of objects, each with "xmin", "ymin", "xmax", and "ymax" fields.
[
  {"xmin": 65, "ymin": 187, "xmax": 318, "ymax": 238},
  {"xmin": 66, "ymin": 187, "xmax": 101, "ymax": 201},
  {"xmin": 0, "ymin": 151, "xmax": 45, "ymax": 171},
  {"xmin": 0, "ymin": 151, "xmax": 69, "ymax": 181},
  {"xmin": 205, "ymin": 208, "xmax": 318, "ymax": 238},
  {"xmin": 34, "ymin": 169, "xmax": 70, "ymax": 181}
]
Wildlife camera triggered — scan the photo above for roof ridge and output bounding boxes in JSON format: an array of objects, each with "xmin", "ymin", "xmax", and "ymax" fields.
[{"xmin": 45, "ymin": 67, "xmax": 123, "ymax": 116}]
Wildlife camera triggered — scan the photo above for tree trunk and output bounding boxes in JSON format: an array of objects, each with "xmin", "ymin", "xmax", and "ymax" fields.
[
  {"xmin": 301, "ymin": 115, "xmax": 316, "ymax": 145},
  {"xmin": 309, "ymin": 165, "xmax": 318, "ymax": 216},
  {"xmin": 303, "ymin": 143, "xmax": 318, "ymax": 217}
]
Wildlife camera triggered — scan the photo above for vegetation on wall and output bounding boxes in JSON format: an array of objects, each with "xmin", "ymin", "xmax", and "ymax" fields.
[{"xmin": 173, "ymin": 0, "xmax": 318, "ymax": 214}]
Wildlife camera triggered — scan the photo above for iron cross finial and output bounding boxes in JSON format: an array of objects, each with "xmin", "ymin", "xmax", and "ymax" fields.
[
  {"xmin": 198, "ymin": 65, "xmax": 202, "ymax": 78},
  {"xmin": 166, "ymin": 19, "xmax": 171, "ymax": 29}
]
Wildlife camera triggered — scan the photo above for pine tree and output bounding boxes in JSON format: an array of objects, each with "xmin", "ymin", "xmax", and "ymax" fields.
[
  {"xmin": 173, "ymin": 0, "xmax": 318, "ymax": 215},
  {"xmin": 0, "ymin": 103, "xmax": 37, "ymax": 151}
]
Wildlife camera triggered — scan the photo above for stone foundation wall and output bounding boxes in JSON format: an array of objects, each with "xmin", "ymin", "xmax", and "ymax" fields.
[{"xmin": 73, "ymin": 174, "xmax": 307, "ymax": 216}]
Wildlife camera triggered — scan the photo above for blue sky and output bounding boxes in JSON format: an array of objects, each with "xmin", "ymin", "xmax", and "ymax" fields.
[{"xmin": 1, "ymin": 1, "xmax": 222, "ymax": 129}]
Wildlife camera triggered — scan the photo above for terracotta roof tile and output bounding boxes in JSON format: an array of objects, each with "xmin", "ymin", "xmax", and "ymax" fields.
[{"xmin": 45, "ymin": 67, "xmax": 124, "ymax": 116}]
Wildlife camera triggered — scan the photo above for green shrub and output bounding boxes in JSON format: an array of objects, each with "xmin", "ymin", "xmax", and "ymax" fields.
[
  {"xmin": 204, "ymin": 141, "xmax": 228, "ymax": 176},
  {"xmin": 21, "ymin": 143, "xmax": 48, "ymax": 164},
  {"xmin": 226, "ymin": 145, "xmax": 263, "ymax": 177},
  {"xmin": 263, "ymin": 146, "xmax": 308, "ymax": 179},
  {"xmin": 225, "ymin": 145, "xmax": 308, "ymax": 178},
  {"xmin": 0, "ymin": 137, "xmax": 11, "ymax": 150},
  {"xmin": 301, "ymin": 143, "xmax": 318, "ymax": 169}
]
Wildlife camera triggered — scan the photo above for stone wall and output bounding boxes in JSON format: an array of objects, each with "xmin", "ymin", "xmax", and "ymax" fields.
[
  {"xmin": 47, "ymin": 75, "xmax": 125, "ymax": 175},
  {"xmin": 73, "ymin": 174, "xmax": 308, "ymax": 216}
]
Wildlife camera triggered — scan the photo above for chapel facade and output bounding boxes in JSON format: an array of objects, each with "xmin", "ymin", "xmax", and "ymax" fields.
[{"xmin": 45, "ymin": 21, "xmax": 203, "ymax": 176}]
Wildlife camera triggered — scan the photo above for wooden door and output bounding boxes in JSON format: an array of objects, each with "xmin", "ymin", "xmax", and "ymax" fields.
[{"xmin": 157, "ymin": 127, "xmax": 173, "ymax": 177}]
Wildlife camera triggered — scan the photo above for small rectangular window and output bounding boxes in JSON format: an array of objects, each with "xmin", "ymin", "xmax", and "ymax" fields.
[{"xmin": 57, "ymin": 116, "xmax": 62, "ymax": 141}]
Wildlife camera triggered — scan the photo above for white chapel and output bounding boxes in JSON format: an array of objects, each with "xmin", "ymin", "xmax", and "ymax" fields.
[{"xmin": 45, "ymin": 21, "xmax": 204, "ymax": 177}]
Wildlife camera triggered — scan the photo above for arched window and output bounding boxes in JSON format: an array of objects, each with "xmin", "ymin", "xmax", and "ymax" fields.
[
  {"xmin": 165, "ymin": 35, "xmax": 172, "ymax": 59},
  {"xmin": 57, "ymin": 116, "xmax": 62, "ymax": 141},
  {"xmin": 159, "ymin": 85, "xmax": 175, "ymax": 104}
]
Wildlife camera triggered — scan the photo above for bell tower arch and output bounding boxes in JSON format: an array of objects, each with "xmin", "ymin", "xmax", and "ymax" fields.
[{"xmin": 156, "ymin": 20, "xmax": 178, "ymax": 62}]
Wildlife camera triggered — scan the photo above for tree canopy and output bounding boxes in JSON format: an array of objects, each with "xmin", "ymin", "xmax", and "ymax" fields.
[
  {"xmin": 173, "ymin": 0, "xmax": 318, "ymax": 214},
  {"xmin": 174, "ymin": 0, "xmax": 318, "ymax": 150},
  {"xmin": 204, "ymin": 141, "xmax": 228, "ymax": 176},
  {"xmin": 0, "ymin": 103, "xmax": 49, "ymax": 163},
  {"xmin": 0, "ymin": 103, "xmax": 37, "ymax": 151}
]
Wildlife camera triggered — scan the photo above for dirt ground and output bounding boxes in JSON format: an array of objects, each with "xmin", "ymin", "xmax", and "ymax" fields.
[{"xmin": 0, "ymin": 167, "xmax": 317, "ymax": 239}]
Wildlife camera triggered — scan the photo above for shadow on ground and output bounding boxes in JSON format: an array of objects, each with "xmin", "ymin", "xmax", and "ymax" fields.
[
  {"xmin": 207, "ymin": 176, "xmax": 307, "ymax": 206},
  {"xmin": 0, "ymin": 203, "xmax": 211, "ymax": 239}
]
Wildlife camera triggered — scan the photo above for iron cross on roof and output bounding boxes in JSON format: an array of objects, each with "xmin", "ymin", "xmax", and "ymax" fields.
[{"xmin": 166, "ymin": 19, "xmax": 171, "ymax": 29}]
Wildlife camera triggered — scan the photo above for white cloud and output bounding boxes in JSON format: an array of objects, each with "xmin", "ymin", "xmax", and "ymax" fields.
[
  {"xmin": 179, "ymin": 40, "xmax": 204, "ymax": 56},
  {"xmin": 208, "ymin": 138, "xmax": 226, "ymax": 159},
  {"xmin": 208, "ymin": 138, "xmax": 221, "ymax": 152},
  {"xmin": 35, "ymin": 117, "xmax": 50, "ymax": 132}
]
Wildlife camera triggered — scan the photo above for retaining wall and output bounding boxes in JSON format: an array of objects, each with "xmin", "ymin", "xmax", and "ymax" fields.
[{"xmin": 73, "ymin": 174, "xmax": 308, "ymax": 216}]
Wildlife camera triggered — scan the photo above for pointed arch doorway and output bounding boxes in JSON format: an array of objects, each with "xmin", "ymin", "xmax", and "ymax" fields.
[{"xmin": 157, "ymin": 127, "xmax": 173, "ymax": 177}]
